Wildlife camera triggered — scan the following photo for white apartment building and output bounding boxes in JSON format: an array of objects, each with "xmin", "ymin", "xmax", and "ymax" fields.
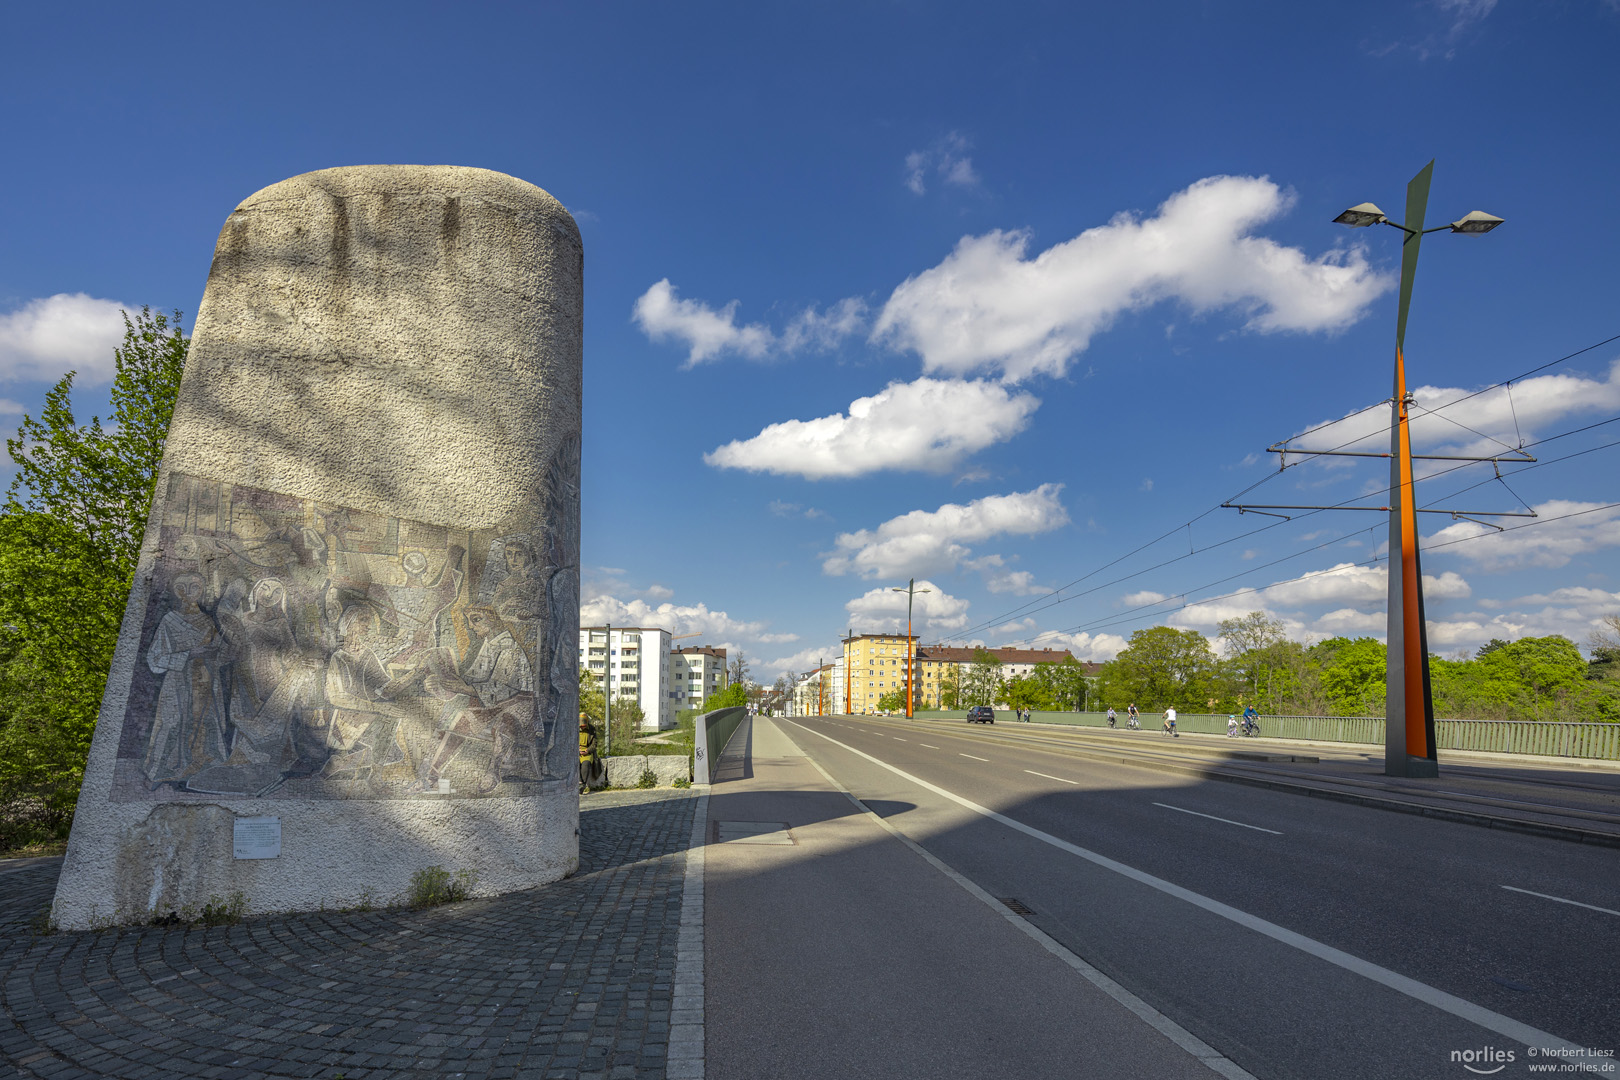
[
  {"xmin": 671, "ymin": 645, "xmax": 728, "ymax": 710},
  {"xmin": 579, "ymin": 626, "xmax": 675, "ymax": 731}
]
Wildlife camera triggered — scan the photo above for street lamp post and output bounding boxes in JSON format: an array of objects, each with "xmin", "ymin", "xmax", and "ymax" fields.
[
  {"xmin": 890, "ymin": 579, "xmax": 931, "ymax": 718},
  {"xmin": 1334, "ymin": 160, "xmax": 1503, "ymax": 779}
]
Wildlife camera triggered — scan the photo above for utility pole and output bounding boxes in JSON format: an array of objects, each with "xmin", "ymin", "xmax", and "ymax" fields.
[
  {"xmin": 603, "ymin": 622, "xmax": 612, "ymax": 756},
  {"xmin": 1225, "ymin": 161, "xmax": 1513, "ymax": 778},
  {"xmin": 890, "ymin": 579, "xmax": 931, "ymax": 718},
  {"xmin": 844, "ymin": 627, "xmax": 853, "ymax": 716},
  {"xmin": 817, "ymin": 657, "xmax": 825, "ymax": 716}
]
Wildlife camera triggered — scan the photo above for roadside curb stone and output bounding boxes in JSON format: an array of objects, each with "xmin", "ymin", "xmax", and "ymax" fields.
[{"xmin": 1, "ymin": 789, "xmax": 697, "ymax": 1079}]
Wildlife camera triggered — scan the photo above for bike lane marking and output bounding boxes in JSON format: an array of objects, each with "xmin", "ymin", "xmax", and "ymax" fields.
[{"xmin": 780, "ymin": 717, "xmax": 1585, "ymax": 1057}]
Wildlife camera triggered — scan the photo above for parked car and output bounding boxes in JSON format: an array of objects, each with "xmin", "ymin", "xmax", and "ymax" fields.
[{"xmin": 967, "ymin": 705, "xmax": 995, "ymax": 724}]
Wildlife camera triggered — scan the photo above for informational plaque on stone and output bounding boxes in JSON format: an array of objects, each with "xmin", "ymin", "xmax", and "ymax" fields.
[{"xmin": 233, "ymin": 816, "xmax": 281, "ymax": 859}]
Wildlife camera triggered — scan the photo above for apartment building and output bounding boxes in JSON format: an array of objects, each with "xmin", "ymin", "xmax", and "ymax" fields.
[
  {"xmin": 579, "ymin": 626, "xmax": 676, "ymax": 730},
  {"xmin": 841, "ymin": 632, "xmax": 924, "ymax": 713},
  {"xmin": 671, "ymin": 645, "xmax": 728, "ymax": 710},
  {"xmin": 914, "ymin": 645, "xmax": 1098, "ymax": 708}
]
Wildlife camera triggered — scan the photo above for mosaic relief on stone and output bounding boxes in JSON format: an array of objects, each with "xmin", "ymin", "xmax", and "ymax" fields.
[{"xmin": 111, "ymin": 461, "xmax": 579, "ymax": 802}]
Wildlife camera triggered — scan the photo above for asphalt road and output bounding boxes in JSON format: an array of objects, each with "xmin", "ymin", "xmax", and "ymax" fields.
[{"xmin": 774, "ymin": 713, "xmax": 1620, "ymax": 1080}]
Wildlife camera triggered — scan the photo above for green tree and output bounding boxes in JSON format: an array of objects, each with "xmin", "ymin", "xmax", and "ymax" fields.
[
  {"xmin": 1589, "ymin": 615, "xmax": 1620, "ymax": 684},
  {"xmin": 0, "ymin": 308, "xmax": 188, "ymax": 850},
  {"xmin": 1102, "ymin": 627, "xmax": 1218, "ymax": 711},
  {"xmin": 605, "ymin": 695, "xmax": 645, "ymax": 755},
  {"xmin": 578, "ymin": 667, "xmax": 605, "ymax": 723},
  {"xmin": 1218, "ymin": 612, "xmax": 1287, "ymax": 705},
  {"xmin": 1030, "ymin": 656, "xmax": 1089, "ymax": 711},
  {"xmin": 1001, "ymin": 674, "xmax": 1054, "ymax": 712},
  {"xmin": 960, "ymin": 648, "xmax": 1003, "ymax": 707},
  {"xmin": 876, "ymin": 689, "xmax": 906, "ymax": 712},
  {"xmin": 1311, "ymin": 637, "xmax": 1386, "ymax": 716},
  {"xmin": 937, "ymin": 664, "xmax": 962, "ymax": 709},
  {"xmin": 701, "ymin": 683, "xmax": 748, "ymax": 711}
]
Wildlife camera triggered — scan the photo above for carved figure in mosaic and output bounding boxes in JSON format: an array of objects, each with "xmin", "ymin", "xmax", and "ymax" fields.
[
  {"xmin": 140, "ymin": 574, "xmax": 228, "ymax": 787},
  {"xmin": 317, "ymin": 606, "xmax": 412, "ymax": 778},
  {"xmin": 368, "ymin": 545, "xmax": 465, "ymax": 667},
  {"xmin": 413, "ymin": 607, "xmax": 537, "ymax": 794}
]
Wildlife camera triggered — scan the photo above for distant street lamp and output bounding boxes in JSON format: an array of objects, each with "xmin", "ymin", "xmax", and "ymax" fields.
[
  {"xmin": 1333, "ymin": 161, "xmax": 1504, "ymax": 778},
  {"xmin": 890, "ymin": 578, "xmax": 931, "ymax": 718}
]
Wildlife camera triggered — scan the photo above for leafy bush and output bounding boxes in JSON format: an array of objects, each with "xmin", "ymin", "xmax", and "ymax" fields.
[{"xmin": 636, "ymin": 768, "xmax": 658, "ymax": 789}]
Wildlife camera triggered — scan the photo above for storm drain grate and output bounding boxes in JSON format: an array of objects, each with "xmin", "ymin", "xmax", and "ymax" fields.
[{"xmin": 998, "ymin": 897, "xmax": 1035, "ymax": 917}]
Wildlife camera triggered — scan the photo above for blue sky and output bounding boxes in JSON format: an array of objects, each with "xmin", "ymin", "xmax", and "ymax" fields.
[{"xmin": 3, "ymin": 0, "xmax": 1618, "ymax": 679}]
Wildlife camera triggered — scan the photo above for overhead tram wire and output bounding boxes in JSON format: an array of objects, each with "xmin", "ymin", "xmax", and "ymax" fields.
[
  {"xmin": 956, "ymin": 333, "xmax": 1620, "ymax": 642},
  {"xmin": 991, "ymin": 412, "xmax": 1619, "ymax": 644},
  {"xmin": 1050, "ymin": 499, "xmax": 1620, "ymax": 641}
]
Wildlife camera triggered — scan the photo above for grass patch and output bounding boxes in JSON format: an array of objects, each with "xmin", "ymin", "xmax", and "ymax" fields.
[{"xmin": 407, "ymin": 866, "xmax": 478, "ymax": 908}]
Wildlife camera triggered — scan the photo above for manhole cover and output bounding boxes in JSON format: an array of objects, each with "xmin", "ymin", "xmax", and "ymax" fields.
[{"xmin": 715, "ymin": 821, "xmax": 794, "ymax": 845}]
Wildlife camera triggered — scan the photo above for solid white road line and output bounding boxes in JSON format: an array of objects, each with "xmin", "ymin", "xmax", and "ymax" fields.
[
  {"xmin": 781, "ymin": 728, "xmax": 1258, "ymax": 1080},
  {"xmin": 1026, "ymin": 770, "xmax": 1080, "ymax": 786},
  {"xmin": 959, "ymin": 753, "xmax": 990, "ymax": 762},
  {"xmin": 1501, "ymin": 885, "xmax": 1620, "ymax": 918},
  {"xmin": 779, "ymin": 718, "xmax": 1583, "ymax": 1056},
  {"xmin": 1153, "ymin": 803, "xmax": 1282, "ymax": 835}
]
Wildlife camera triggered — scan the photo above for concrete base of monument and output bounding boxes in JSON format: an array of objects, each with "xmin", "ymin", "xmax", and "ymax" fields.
[{"xmin": 50, "ymin": 785, "xmax": 579, "ymax": 929}]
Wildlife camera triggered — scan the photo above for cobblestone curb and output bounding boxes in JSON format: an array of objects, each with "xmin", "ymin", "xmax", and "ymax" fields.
[
  {"xmin": 667, "ymin": 793, "xmax": 706, "ymax": 1080},
  {"xmin": 1, "ymin": 789, "xmax": 698, "ymax": 1080}
]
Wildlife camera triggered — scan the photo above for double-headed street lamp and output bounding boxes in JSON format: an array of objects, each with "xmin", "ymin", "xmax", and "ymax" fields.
[
  {"xmin": 1334, "ymin": 161, "xmax": 1504, "ymax": 778},
  {"xmin": 890, "ymin": 578, "xmax": 931, "ymax": 718}
]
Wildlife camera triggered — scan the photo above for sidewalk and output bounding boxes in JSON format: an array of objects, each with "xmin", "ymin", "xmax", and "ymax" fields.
[
  {"xmin": 0, "ymin": 789, "xmax": 699, "ymax": 1080},
  {"xmin": 699, "ymin": 715, "xmax": 1232, "ymax": 1080}
]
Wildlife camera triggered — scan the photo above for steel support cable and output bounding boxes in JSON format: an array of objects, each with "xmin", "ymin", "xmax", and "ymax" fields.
[{"xmin": 1420, "ymin": 436, "xmax": 1620, "ymax": 508}]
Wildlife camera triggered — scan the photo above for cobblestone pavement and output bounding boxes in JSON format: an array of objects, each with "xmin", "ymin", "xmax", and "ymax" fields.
[{"xmin": 1, "ymin": 789, "xmax": 699, "ymax": 1080}]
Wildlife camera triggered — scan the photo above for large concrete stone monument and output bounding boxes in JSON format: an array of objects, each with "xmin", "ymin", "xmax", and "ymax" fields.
[{"xmin": 52, "ymin": 166, "xmax": 582, "ymax": 928}]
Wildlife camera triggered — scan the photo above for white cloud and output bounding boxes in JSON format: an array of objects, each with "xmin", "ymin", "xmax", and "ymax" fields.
[
  {"xmin": 1123, "ymin": 590, "xmax": 1169, "ymax": 606},
  {"xmin": 768, "ymin": 499, "xmax": 829, "ymax": 521},
  {"xmin": 1315, "ymin": 608, "xmax": 1386, "ymax": 633},
  {"xmin": 631, "ymin": 280, "xmax": 866, "ymax": 366},
  {"xmin": 0, "ymin": 294, "xmax": 130, "ymax": 385},
  {"xmin": 580, "ymin": 593, "xmax": 768, "ymax": 641},
  {"xmin": 781, "ymin": 297, "xmax": 868, "ymax": 352},
  {"xmin": 985, "ymin": 569, "xmax": 1043, "ymax": 596},
  {"xmin": 872, "ymin": 175, "xmax": 1390, "ymax": 384},
  {"xmin": 757, "ymin": 632, "xmax": 801, "ymax": 644},
  {"xmin": 904, "ymin": 132, "xmax": 980, "ymax": 195},
  {"xmin": 1293, "ymin": 357, "xmax": 1620, "ymax": 457},
  {"xmin": 705, "ymin": 377, "xmax": 1039, "ymax": 480},
  {"xmin": 1031, "ymin": 630, "xmax": 1129, "ymax": 662},
  {"xmin": 643, "ymin": 584, "xmax": 674, "ymax": 601},
  {"xmin": 846, "ymin": 580, "xmax": 972, "ymax": 636},
  {"xmin": 761, "ymin": 644, "xmax": 843, "ymax": 678},
  {"xmin": 1428, "ymin": 499, "xmax": 1620, "ymax": 570},
  {"xmin": 823, "ymin": 484, "xmax": 1068, "ymax": 579},
  {"xmin": 631, "ymin": 279, "xmax": 774, "ymax": 365}
]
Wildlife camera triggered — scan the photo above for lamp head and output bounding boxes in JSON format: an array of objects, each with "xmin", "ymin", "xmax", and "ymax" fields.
[
  {"xmin": 1449, "ymin": 210, "xmax": 1504, "ymax": 235},
  {"xmin": 1333, "ymin": 202, "xmax": 1388, "ymax": 228}
]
